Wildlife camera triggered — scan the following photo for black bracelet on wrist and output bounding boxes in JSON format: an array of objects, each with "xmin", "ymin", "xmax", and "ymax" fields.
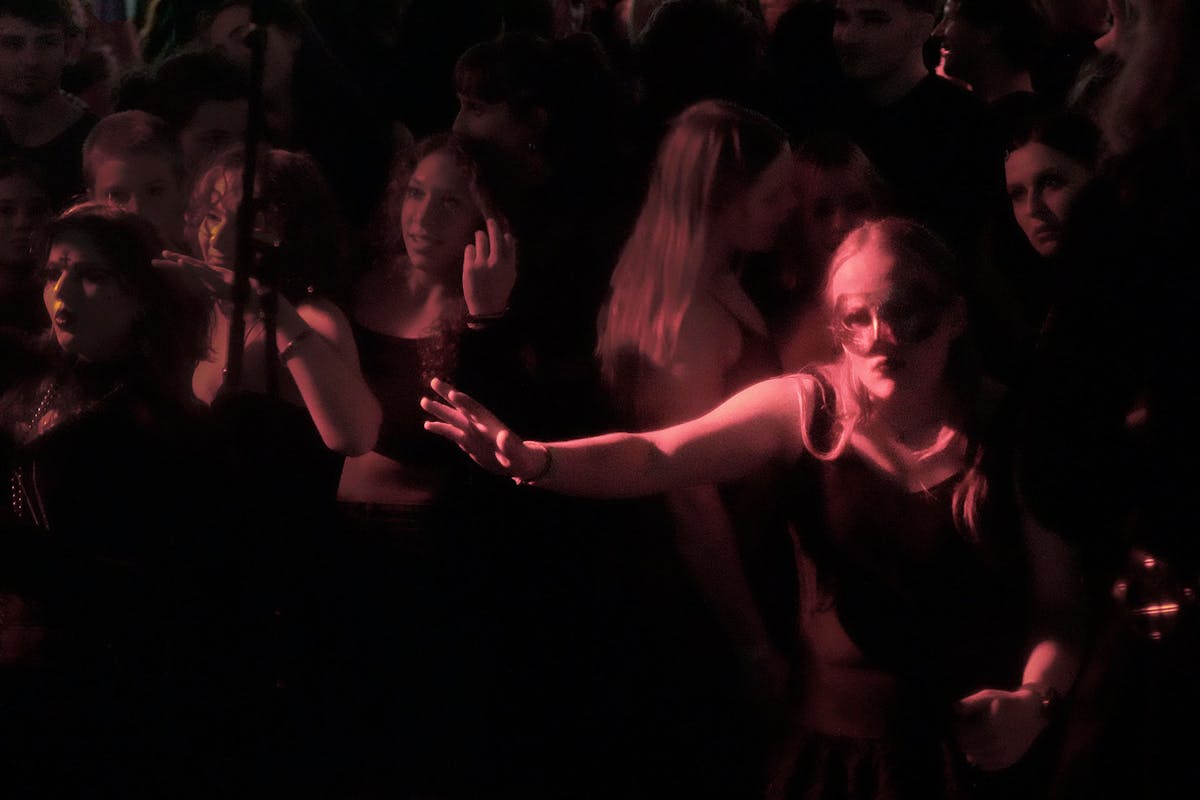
[
  {"xmin": 279, "ymin": 327, "xmax": 315, "ymax": 362},
  {"xmin": 512, "ymin": 442, "xmax": 552, "ymax": 486},
  {"xmin": 466, "ymin": 308, "xmax": 509, "ymax": 330},
  {"xmin": 1020, "ymin": 682, "xmax": 1063, "ymax": 722}
]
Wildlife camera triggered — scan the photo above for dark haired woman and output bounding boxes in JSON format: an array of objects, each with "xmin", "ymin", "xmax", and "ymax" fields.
[
  {"xmin": 0, "ymin": 203, "xmax": 231, "ymax": 794},
  {"xmin": 328, "ymin": 131, "xmax": 518, "ymax": 794},
  {"xmin": 452, "ymin": 30, "xmax": 636, "ymax": 437},
  {"xmin": 156, "ymin": 144, "xmax": 381, "ymax": 790}
]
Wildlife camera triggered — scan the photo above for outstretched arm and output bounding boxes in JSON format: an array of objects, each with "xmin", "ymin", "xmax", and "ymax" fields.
[{"xmin": 422, "ymin": 373, "xmax": 815, "ymax": 498}]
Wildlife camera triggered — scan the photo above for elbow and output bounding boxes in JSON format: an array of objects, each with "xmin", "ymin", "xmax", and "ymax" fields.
[{"xmin": 324, "ymin": 400, "xmax": 382, "ymax": 457}]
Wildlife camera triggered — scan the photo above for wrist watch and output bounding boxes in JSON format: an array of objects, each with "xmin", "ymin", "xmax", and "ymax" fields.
[{"xmin": 1020, "ymin": 682, "xmax": 1063, "ymax": 722}]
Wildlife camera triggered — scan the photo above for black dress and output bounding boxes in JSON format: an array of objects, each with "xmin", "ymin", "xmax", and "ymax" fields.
[
  {"xmin": 778, "ymin": 377, "xmax": 1032, "ymax": 800},
  {"xmin": 0, "ymin": 343, "xmax": 233, "ymax": 796}
]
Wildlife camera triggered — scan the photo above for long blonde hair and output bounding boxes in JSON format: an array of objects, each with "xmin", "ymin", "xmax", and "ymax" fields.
[
  {"xmin": 807, "ymin": 218, "xmax": 992, "ymax": 539},
  {"xmin": 597, "ymin": 99, "xmax": 788, "ymax": 382}
]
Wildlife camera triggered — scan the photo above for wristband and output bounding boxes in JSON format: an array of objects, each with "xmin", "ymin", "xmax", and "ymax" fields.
[
  {"xmin": 1020, "ymin": 682, "xmax": 1063, "ymax": 722},
  {"xmin": 279, "ymin": 327, "xmax": 315, "ymax": 362},
  {"xmin": 466, "ymin": 308, "xmax": 508, "ymax": 330}
]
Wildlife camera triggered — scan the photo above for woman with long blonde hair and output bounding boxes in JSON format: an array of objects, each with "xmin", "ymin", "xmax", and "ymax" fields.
[
  {"xmin": 426, "ymin": 217, "xmax": 1083, "ymax": 798},
  {"xmin": 595, "ymin": 99, "xmax": 800, "ymax": 792}
]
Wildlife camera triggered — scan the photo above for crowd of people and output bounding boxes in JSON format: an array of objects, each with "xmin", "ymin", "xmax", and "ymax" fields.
[{"xmin": 0, "ymin": 1, "xmax": 1196, "ymax": 798}]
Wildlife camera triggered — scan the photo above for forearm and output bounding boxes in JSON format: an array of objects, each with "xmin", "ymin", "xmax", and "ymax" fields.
[
  {"xmin": 1020, "ymin": 638, "xmax": 1079, "ymax": 697},
  {"xmin": 529, "ymin": 376, "xmax": 803, "ymax": 497},
  {"xmin": 274, "ymin": 302, "xmax": 382, "ymax": 455}
]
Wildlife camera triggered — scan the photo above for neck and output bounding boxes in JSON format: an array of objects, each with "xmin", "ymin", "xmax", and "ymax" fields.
[
  {"xmin": 398, "ymin": 260, "xmax": 458, "ymax": 306},
  {"xmin": 876, "ymin": 380, "xmax": 957, "ymax": 448},
  {"xmin": 0, "ymin": 90, "xmax": 74, "ymax": 146},
  {"xmin": 860, "ymin": 56, "xmax": 928, "ymax": 105},
  {"xmin": 974, "ymin": 64, "xmax": 1034, "ymax": 103}
]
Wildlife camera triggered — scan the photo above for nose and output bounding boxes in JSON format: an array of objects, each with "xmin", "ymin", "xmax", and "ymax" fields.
[
  {"xmin": 49, "ymin": 269, "xmax": 75, "ymax": 306},
  {"xmin": 414, "ymin": 196, "xmax": 441, "ymax": 230},
  {"xmin": 451, "ymin": 108, "xmax": 468, "ymax": 136},
  {"xmin": 869, "ymin": 315, "xmax": 899, "ymax": 350},
  {"xmin": 1029, "ymin": 189, "xmax": 1054, "ymax": 222},
  {"xmin": 122, "ymin": 194, "xmax": 141, "ymax": 214}
]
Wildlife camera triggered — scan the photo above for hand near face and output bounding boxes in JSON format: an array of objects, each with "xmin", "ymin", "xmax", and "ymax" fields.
[
  {"xmin": 462, "ymin": 217, "xmax": 517, "ymax": 317},
  {"xmin": 421, "ymin": 378, "xmax": 545, "ymax": 480},
  {"xmin": 153, "ymin": 249, "xmax": 265, "ymax": 314},
  {"xmin": 953, "ymin": 687, "xmax": 1047, "ymax": 771}
]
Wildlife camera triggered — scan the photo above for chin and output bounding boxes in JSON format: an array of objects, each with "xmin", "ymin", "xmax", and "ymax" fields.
[{"xmin": 864, "ymin": 378, "xmax": 897, "ymax": 402}]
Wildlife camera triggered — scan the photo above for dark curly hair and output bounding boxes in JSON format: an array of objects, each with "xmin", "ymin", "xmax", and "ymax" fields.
[
  {"xmin": 185, "ymin": 144, "xmax": 347, "ymax": 303},
  {"xmin": 375, "ymin": 133, "xmax": 498, "ymax": 266},
  {"xmin": 373, "ymin": 133, "xmax": 500, "ymax": 381}
]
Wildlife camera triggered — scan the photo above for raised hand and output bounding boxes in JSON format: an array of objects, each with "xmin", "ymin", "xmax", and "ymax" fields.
[
  {"xmin": 462, "ymin": 217, "xmax": 517, "ymax": 317},
  {"xmin": 421, "ymin": 378, "xmax": 547, "ymax": 481},
  {"xmin": 953, "ymin": 687, "xmax": 1047, "ymax": 771}
]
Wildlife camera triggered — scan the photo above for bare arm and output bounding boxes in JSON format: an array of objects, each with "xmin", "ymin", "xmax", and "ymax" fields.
[
  {"xmin": 276, "ymin": 297, "xmax": 382, "ymax": 456},
  {"xmin": 955, "ymin": 512, "xmax": 1084, "ymax": 771},
  {"xmin": 421, "ymin": 373, "xmax": 815, "ymax": 498}
]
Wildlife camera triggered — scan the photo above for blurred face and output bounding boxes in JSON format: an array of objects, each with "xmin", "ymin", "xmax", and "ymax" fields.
[
  {"xmin": 0, "ymin": 15, "xmax": 67, "ymax": 103},
  {"xmin": 0, "ymin": 174, "xmax": 50, "ymax": 265},
  {"xmin": 180, "ymin": 99, "xmax": 248, "ymax": 175},
  {"xmin": 92, "ymin": 154, "xmax": 185, "ymax": 248},
  {"xmin": 762, "ymin": 0, "xmax": 801, "ymax": 31},
  {"xmin": 798, "ymin": 161, "xmax": 876, "ymax": 264},
  {"xmin": 722, "ymin": 148, "xmax": 798, "ymax": 253},
  {"xmin": 827, "ymin": 239, "xmax": 959, "ymax": 403},
  {"xmin": 198, "ymin": 169, "xmax": 241, "ymax": 270},
  {"xmin": 43, "ymin": 230, "xmax": 141, "ymax": 362},
  {"xmin": 206, "ymin": 5, "xmax": 298, "ymax": 96},
  {"xmin": 401, "ymin": 150, "xmax": 481, "ymax": 277},
  {"xmin": 1005, "ymin": 142, "xmax": 1090, "ymax": 257},
  {"xmin": 833, "ymin": 0, "xmax": 934, "ymax": 82},
  {"xmin": 452, "ymin": 93, "xmax": 540, "ymax": 160},
  {"xmin": 932, "ymin": 0, "xmax": 987, "ymax": 84}
]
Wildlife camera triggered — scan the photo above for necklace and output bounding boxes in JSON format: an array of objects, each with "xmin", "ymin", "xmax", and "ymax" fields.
[{"xmin": 10, "ymin": 379, "xmax": 58, "ymax": 521}]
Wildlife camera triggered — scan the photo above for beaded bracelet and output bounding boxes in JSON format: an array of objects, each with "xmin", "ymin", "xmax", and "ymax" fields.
[
  {"xmin": 279, "ymin": 327, "xmax": 315, "ymax": 362},
  {"xmin": 512, "ymin": 442, "xmax": 553, "ymax": 486}
]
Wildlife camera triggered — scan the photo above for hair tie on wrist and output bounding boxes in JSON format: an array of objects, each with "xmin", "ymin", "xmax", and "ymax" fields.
[{"xmin": 279, "ymin": 327, "xmax": 314, "ymax": 362}]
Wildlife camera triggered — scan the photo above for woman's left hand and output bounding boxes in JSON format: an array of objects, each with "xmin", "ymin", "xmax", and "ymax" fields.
[
  {"xmin": 953, "ymin": 687, "xmax": 1047, "ymax": 771},
  {"xmin": 462, "ymin": 217, "xmax": 517, "ymax": 317}
]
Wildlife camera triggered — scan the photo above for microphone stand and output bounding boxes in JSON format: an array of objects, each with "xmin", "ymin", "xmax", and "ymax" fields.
[{"xmin": 224, "ymin": 0, "xmax": 274, "ymax": 395}]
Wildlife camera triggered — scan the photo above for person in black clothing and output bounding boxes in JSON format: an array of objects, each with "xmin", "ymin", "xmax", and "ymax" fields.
[
  {"xmin": 0, "ymin": 203, "xmax": 232, "ymax": 796},
  {"xmin": 827, "ymin": 0, "xmax": 1004, "ymax": 265},
  {"xmin": 0, "ymin": 0, "xmax": 96, "ymax": 211},
  {"xmin": 424, "ymin": 217, "xmax": 1084, "ymax": 800},
  {"xmin": 1019, "ymin": 2, "xmax": 1200, "ymax": 796},
  {"xmin": 199, "ymin": 0, "xmax": 395, "ymax": 228},
  {"xmin": 0, "ymin": 157, "xmax": 50, "ymax": 332}
]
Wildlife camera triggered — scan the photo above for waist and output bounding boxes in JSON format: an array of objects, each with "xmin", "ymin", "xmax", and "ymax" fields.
[{"xmin": 337, "ymin": 449, "xmax": 451, "ymax": 505}]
